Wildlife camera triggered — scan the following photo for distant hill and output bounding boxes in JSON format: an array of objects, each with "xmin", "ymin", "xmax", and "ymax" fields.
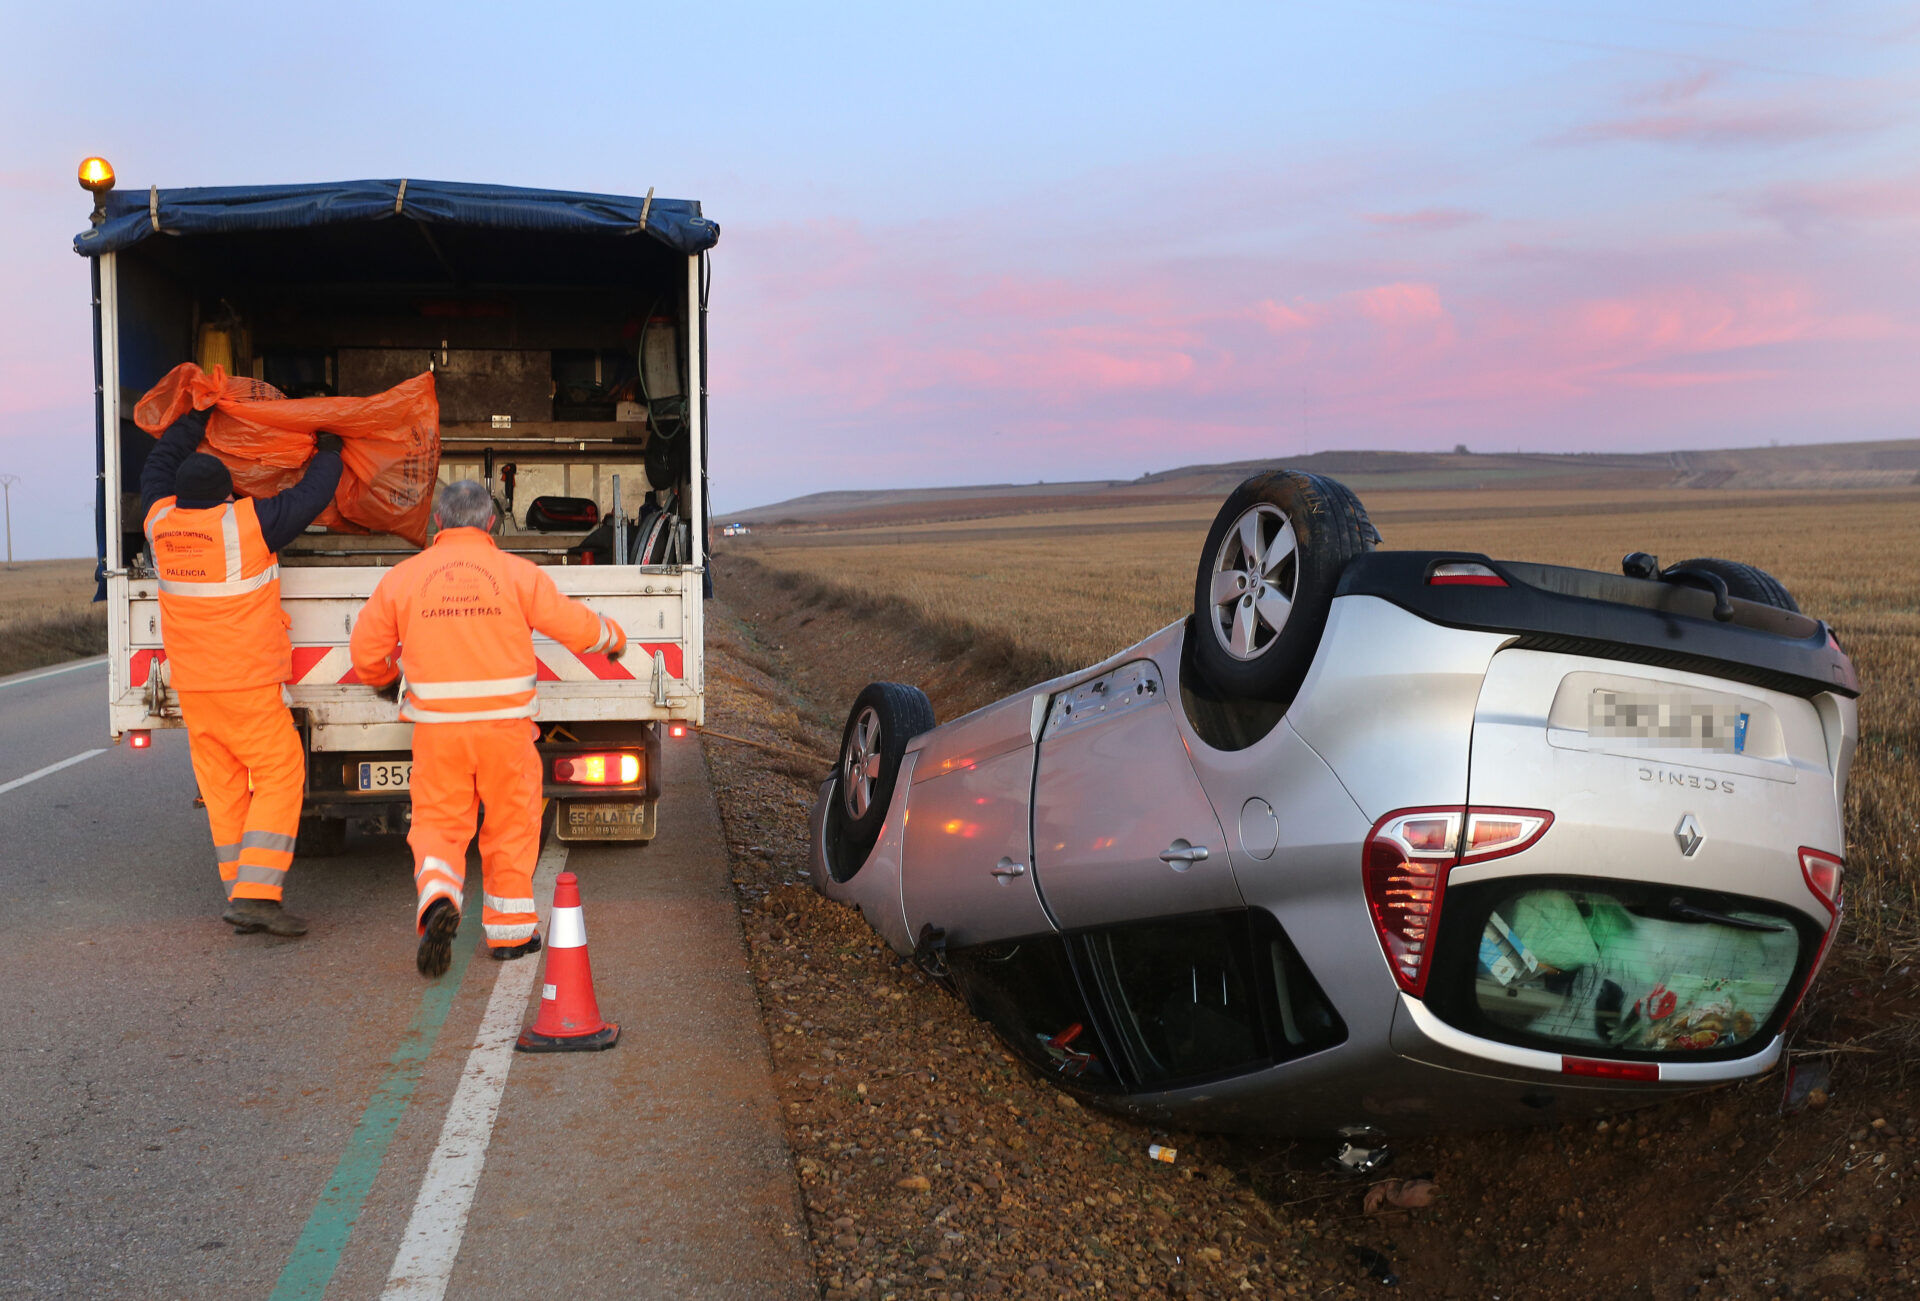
[{"xmin": 735, "ymin": 440, "xmax": 1920, "ymax": 527}]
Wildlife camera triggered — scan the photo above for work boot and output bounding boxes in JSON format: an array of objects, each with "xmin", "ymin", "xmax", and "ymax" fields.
[
  {"xmin": 417, "ymin": 899, "xmax": 460, "ymax": 978},
  {"xmin": 223, "ymin": 897, "xmax": 310, "ymax": 937},
  {"xmin": 488, "ymin": 934, "xmax": 543, "ymax": 962}
]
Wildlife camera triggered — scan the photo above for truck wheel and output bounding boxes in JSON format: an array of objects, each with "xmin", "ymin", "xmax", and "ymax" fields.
[
  {"xmin": 826, "ymin": 682, "xmax": 934, "ymax": 880},
  {"xmin": 1664, "ymin": 558, "xmax": 1800, "ymax": 613},
  {"xmin": 295, "ymin": 815, "xmax": 348, "ymax": 858},
  {"xmin": 1190, "ymin": 470, "xmax": 1378, "ymax": 704}
]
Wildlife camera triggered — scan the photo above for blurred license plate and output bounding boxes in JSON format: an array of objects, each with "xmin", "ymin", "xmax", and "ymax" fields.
[
  {"xmin": 1589, "ymin": 690, "xmax": 1748, "ymax": 753},
  {"xmin": 358, "ymin": 761, "xmax": 413, "ymax": 791}
]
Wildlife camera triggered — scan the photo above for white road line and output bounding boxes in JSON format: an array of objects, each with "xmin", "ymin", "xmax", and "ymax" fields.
[
  {"xmin": 379, "ymin": 839, "xmax": 569, "ymax": 1301},
  {"xmin": 0, "ymin": 749, "xmax": 108, "ymax": 796},
  {"xmin": 0, "ymin": 656, "xmax": 108, "ymax": 691}
]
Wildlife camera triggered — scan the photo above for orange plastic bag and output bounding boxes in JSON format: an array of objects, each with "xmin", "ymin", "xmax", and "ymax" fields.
[{"xmin": 135, "ymin": 362, "xmax": 441, "ymax": 547}]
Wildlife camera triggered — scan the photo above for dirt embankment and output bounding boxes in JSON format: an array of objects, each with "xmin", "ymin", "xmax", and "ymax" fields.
[
  {"xmin": 0, "ymin": 559, "xmax": 105, "ymax": 677},
  {"xmin": 699, "ymin": 555, "xmax": 1919, "ymax": 1300}
]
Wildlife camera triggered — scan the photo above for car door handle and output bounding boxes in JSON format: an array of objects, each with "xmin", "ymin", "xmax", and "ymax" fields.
[
  {"xmin": 991, "ymin": 857, "xmax": 1028, "ymax": 879},
  {"xmin": 1159, "ymin": 839, "xmax": 1209, "ymax": 868}
]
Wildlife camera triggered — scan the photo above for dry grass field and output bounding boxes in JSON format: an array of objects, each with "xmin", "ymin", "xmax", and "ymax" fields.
[
  {"xmin": 0, "ymin": 558, "xmax": 106, "ymax": 677},
  {"xmin": 733, "ymin": 485, "xmax": 1920, "ymax": 958}
]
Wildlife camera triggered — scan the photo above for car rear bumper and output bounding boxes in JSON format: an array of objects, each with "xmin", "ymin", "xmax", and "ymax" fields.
[{"xmin": 1391, "ymin": 992, "xmax": 1783, "ymax": 1084}]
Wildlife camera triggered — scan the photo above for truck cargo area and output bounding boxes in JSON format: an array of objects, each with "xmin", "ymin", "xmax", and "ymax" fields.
[{"xmin": 90, "ymin": 180, "xmax": 719, "ymax": 842}]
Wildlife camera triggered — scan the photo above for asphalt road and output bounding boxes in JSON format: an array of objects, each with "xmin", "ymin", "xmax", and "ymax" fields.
[{"xmin": 0, "ymin": 658, "xmax": 809, "ymax": 1299}]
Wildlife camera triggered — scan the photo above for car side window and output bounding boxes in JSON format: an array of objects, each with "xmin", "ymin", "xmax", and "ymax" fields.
[
  {"xmin": 946, "ymin": 936, "xmax": 1123, "ymax": 1093},
  {"xmin": 1078, "ymin": 911, "xmax": 1344, "ymax": 1087}
]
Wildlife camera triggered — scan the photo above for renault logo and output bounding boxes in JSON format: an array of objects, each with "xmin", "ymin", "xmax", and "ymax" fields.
[{"xmin": 1675, "ymin": 813, "xmax": 1703, "ymax": 857}]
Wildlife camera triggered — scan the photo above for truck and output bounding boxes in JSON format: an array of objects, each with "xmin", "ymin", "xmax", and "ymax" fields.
[{"xmin": 75, "ymin": 169, "xmax": 717, "ymax": 848}]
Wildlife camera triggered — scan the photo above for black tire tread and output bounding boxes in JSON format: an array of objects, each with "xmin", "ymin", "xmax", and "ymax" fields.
[
  {"xmin": 1666, "ymin": 557, "xmax": 1800, "ymax": 614},
  {"xmin": 825, "ymin": 681, "xmax": 935, "ymax": 881}
]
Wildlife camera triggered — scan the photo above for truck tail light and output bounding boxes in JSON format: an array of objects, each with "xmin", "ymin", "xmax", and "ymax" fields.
[
  {"xmin": 128, "ymin": 730, "xmax": 151, "ymax": 750},
  {"xmin": 668, "ymin": 723, "xmax": 688, "ymax": 739},
  {"xmin": 1428, "ymin": 562, "xmax": 1507, "ymax": 587},
  {"xmin": 1363, "ymin": 805, "xmax": 1553, "ymax": 997},
  {"xmin": 553, "ymin": 752, "xmax": 640, "ymax": 785}
]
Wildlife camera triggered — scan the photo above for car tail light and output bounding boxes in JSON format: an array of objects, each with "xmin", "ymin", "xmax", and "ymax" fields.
[
  {"xmin": 1777, "ymin": 847, "xmax": 1846, "ymax": 1031},
  {"xmin": 1363, "ymin": 805, "xmax": 1553, "ymax": 996},
  {"xmin": 1428, "ymin": 562, "xmax": 1507, "ymax": 587},
  {"xmin": 1562, "ymin": 1056, "xmax": 1658, "ymax": 1082},
  {"xmin": 128, "ymin": 730, "xmax": 151, "ymax": 750},
  {"xmin": 1460, "ymin": 809, "xmax": 1553, "ymax": 863},
  {"xmin": 553, "ymin": 752, "xmax": 641, "ymax": 785},
  {"xmin": 1363, "ymin": 809, "xmax": 1462, "ymax": 996},
  {"xmin": 1799, "ymin": 847, "xmax": 1843, "ymax": 919}
]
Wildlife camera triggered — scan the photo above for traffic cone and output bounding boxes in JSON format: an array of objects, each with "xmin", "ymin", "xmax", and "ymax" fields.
[{"xmin": 515, "ymin": 871, "xmax": 620, "ymax": 1053}]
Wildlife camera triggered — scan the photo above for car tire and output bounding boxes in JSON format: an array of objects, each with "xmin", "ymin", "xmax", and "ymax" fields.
[
  {"xmin": 1190, "ymin": 470, "xmax": 1379, "ymax": 704},
  {"xmin": 1664, "ymin": 557, "xmax": 1800, "ymax": 613},
  {"xmin": 826, "ymin": 681, "xmax": 935, "ymax": 880}
]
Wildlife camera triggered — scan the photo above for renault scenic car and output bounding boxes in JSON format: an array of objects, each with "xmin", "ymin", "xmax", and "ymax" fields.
[{"xmin": 808, "ymin": 470, "xmax": 1857, "ymax": 1137}]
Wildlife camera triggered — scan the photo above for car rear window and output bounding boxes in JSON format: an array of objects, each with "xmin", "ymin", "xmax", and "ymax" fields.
[{"xmin": 1432, "ymin": 879, "xmax": 1817, "ymax": 1060}]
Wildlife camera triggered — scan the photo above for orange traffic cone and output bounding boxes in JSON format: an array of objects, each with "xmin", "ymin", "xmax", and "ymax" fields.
[{"xmin": 516, "ymin": 871, "xmax": 620, "ymax": 1053}]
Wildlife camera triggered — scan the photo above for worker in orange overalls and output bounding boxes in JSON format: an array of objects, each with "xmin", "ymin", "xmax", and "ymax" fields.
[
  {"xmin": 140, "ymin": 412, "xmax": 343, "ymax": 936},
  {"xmin": 349, "ymin": 479, "xmax": 628, "ymax": 976}
]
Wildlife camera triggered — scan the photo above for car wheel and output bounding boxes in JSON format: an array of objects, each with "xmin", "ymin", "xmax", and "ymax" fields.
[
  {"xmin": 1664, "ymin": 557, "xmax": 1800, "ymax": 613},
  {"xmin": 1190, "ymin": 470, "xmax": 1379, "ymax": 704},
  {"xmin": 825, "ymin": 681, "xmax": 935, "ymax": 880}
]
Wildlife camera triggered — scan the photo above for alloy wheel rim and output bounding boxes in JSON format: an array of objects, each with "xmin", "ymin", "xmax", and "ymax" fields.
[
  {"xmin": 841, "ymin": 706, "xmax": 883, "ymax": 819},
  {"xmin": 1208, "ymin": 502, "xmax": 1299, "ymax": 661}
]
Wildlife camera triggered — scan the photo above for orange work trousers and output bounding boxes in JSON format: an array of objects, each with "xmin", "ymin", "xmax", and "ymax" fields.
[
  {"xmin": 407, "ymin": 719, "xmax": 542, "ymax": 949},
  {"xmin": 177, "ymin": 685, "xmax": 305, "ymax": 903}
]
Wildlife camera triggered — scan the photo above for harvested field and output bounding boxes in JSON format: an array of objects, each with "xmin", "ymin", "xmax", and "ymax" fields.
[
  {"xmin": 733, "ymin": 487, "xmax": 1920, "ymax": 954},
  {"xmin": 702, "ymin": 483, "xmax": 1920, "ymax": 1298},
  {"xmin": 0, "ymin": 559, "xmax": 105, "ymax": 677}
]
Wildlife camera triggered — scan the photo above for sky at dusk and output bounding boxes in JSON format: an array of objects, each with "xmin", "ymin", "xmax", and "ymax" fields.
[{"xmin": 1, "ymin": 1, "xmax": 1916, "ymax": 558}]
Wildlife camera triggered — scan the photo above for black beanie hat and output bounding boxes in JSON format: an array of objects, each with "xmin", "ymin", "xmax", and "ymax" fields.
[{"xmin": 175, "ymin": 453, "xmax": 234, "ymax": 506}]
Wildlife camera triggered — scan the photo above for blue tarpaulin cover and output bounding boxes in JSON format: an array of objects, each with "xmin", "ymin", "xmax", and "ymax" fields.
[{"xmin": 74, "ymin": 178, "xmax": 718, "ymax": 257}]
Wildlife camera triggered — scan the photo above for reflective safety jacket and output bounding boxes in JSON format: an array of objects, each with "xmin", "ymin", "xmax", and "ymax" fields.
[
  {"xmin": 349, "ymin": 527, "xmax": 626, "ymax": 723},
  {"xmin": 143, "ymin": 496, "xmax": 290, "ymax": 691}
]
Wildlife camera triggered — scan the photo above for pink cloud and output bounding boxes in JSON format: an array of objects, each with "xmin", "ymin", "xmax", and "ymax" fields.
[
  {"xmin": 1548, "ymin": 72, "xmax": 1867, "ymax": 150},
  {"xmin": 1549, "ymin": 102, "xmax": 1855, "ymax": 149},
  {"xmin": 1363, "ymin": 207, "xmax": 1482, "ymax": 233},
  {"xmin": 1747, "ymin": 173, "xmax": 1920, "ymax": 234},
  {"xmin": 1355, "ymin": 282, "xmax": 1448, "ymax": 327},
  {"xmin": 711, "ymin": 197, "xmax": 1920, "ymax": 509}
]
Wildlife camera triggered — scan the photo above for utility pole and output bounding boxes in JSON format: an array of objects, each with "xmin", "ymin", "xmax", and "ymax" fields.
[{"xmin": 0, "ymin": 473, "xmax": 17, "ymax": 566}]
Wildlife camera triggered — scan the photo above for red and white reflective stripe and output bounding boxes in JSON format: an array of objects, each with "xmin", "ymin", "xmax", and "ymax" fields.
[
  {"xmin": 548, "ymin": 901, "xmax": 588, "ymax": 949},
  {"xmin": 289, "ymin": 646, "xmax": 367, "ymax": 685},
  {"xmin": 130, "ymin": 649, "xmax": 167, "ymax": 687},
  {"xmin": 532, "ymin": 642, "xmax": 683, "ymax": 682}
]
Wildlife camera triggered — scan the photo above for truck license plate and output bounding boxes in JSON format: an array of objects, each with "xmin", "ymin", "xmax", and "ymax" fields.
[
  {"xmin": 358, "ymin": 761, "xmax": 413, "ymax": 791},
  {"xmin": 563, "ymin": 801, "xmax": 650, "ymax": 840}
]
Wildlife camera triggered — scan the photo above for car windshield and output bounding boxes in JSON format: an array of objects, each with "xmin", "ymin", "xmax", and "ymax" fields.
[{"xmin": 1463, "ymin": 884, "xmax": 1807, "ymax": 1056}]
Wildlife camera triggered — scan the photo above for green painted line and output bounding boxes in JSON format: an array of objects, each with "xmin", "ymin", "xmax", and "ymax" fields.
[{"xmin": 269, "ymin": 934, "xmax": 478, "ymax": 1301}]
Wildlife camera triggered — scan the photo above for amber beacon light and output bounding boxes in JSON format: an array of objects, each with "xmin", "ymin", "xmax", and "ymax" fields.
[{"xmin": 78, "ymin": 156, "xmax": 115, "ymax": 226}]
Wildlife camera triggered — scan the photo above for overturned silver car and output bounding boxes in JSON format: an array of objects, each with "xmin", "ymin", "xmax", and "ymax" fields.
[{"xmin": 809, "ymin": 470, "xmax": 1858, "ymax": 1137}]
